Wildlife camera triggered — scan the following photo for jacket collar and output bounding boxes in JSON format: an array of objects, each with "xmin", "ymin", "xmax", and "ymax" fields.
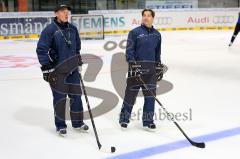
[
  {"xmin": 54, "ymin": 17, "xmax": 69, "ymax": 29},
  {"xmin": 141, "ymin": 24, "xmax": 154, "ymax": 32}
]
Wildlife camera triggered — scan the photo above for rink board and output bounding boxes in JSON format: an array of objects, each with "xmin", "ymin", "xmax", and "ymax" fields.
[
  {"xmin": 0, "ymin": 25, "xmax": 235, "ymax": 40},
  {"xmin": 0, "ymin": 8, "xmax": 239, "ymax": 40}
]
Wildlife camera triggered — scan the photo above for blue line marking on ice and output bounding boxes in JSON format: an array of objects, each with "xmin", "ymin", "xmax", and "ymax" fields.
[{"xmin": 107, "ymin": 127, "xmax": 240, "ymax": 159}]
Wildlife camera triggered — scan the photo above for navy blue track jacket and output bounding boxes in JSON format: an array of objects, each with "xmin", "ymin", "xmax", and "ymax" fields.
[
  {"xmin": 36, "ymin": 18, "xmax": 81, "ymax": 73},
  {"xmin": 126, "ymin": 24, "xmax": 161, "ymax": 64}
]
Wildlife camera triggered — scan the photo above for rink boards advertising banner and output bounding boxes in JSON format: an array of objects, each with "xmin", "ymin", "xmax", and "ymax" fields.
[
  {"xmin": 0, "ymin": 12, "xmax": 54, "ymax": 40},
  {"xmin": 89, "ymin": 8, "xmax": 240, "ymax": 35},
  {"xmin": 0, "ymin": 8, "xmax": 240, "ymax": 40},
  {"xmin": 0, "ymin": 17, "xmax": 53, "ymax": 36}
]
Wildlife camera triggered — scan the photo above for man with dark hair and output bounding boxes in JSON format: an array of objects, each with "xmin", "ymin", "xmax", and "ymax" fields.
[
  {"xmin": 36, "ymin": 5, "xmax": 88, "ymax": 137},
  {"xmin": 229, "ymin": 12, "xmax": 240, "ymax": 47},
  {"xmin": 119, "ymin": 9, "xmax": 164, "ymax": 131},
  {"xmin": 142, "ymin": 9, "xmax": 155, "ymax": 17}
]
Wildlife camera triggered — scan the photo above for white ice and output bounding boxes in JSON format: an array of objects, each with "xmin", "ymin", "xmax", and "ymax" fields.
[{"xmin": 0, "ymin": 30, "xmax": 240, "ymax": 159}]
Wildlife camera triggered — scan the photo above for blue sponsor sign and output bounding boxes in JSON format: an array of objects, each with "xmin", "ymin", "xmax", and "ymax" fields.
[{"xmin": 0, "ymin": 17, "xmax": 53, "ymax": 36}]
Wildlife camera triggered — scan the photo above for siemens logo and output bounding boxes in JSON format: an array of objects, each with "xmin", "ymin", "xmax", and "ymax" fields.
[
  {"xmin": 72, "ymin": 16, "xmax": 125, "ymax": 29},
  {"xmin": 104, "ymin": 17, "xmax": 125, "ymax": 28}
]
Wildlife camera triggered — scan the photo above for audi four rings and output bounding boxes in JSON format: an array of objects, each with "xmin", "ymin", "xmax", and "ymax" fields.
[
  {"xmin": 154, "ymin": 17, "xmax": 173, "ymax": 25},
  {"xmin": 213, "ymin": 16, "xmax": 234, "ymax": 24}
]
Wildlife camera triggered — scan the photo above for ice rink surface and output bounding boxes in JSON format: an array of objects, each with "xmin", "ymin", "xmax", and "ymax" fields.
[{"xmin": 0, "ymin": 30, "xmax": 240, "ymax": 159}]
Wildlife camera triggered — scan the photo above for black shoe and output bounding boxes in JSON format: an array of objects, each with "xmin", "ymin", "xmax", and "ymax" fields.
[
  {"xmin": 57, "ymin": 128, "xmax": 67, "ymax": 137},
  {"xmin": 143, "ymin": 123, "xmax": 156, "ymax": 132},
  {"xmin": 120, "ymin": 122, "xmax": 128, "ymax": 130},
  {"xmin": 74, "ymin": 123, "xmax": 89, "ymax": 132}
]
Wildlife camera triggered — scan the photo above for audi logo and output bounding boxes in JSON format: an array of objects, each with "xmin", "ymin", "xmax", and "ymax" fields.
[
  {"xmin": 213, "ymin": 16, "xmax": 234, "ymax": 24},
  {"xmin": 154, "ymin": 17, "xmax": 173, "ymax": 25}
]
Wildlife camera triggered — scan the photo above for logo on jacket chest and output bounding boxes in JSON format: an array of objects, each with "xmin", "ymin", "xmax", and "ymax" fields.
[
  {"xmin": 138, "ymin": 33, "xmax": 157, "ymax": 43},
  {"xmin": 138, "ymin": 34, "xmax": 145, "ymax": 38}
]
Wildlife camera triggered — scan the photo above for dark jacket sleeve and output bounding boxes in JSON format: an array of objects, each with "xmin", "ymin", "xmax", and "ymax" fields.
[
  {"xmin": 36, "ymin": 27, "xmax": 54, "ymax": 67},
  {"xmin": 155, "ymin": 34, "xmax": 161, "ymax": 63},
  {"xmin": 126, "ymin": 30, "xmax": 136, "ymax": 62},
  {"xmin": 76, "ymin": 28, "xmax": 81, "ymax": 55},
  {"xmin": 75, "ymin": 27, "xmax": 83, "ymax": 65}
]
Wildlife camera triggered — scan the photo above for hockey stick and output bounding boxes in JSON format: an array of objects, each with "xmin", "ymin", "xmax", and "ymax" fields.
[
  {"xmin": 137, "ymin": 76, "xmax": 205, "ymax": 149},
  {"xmin": 79, "ymin": 73, "xmax": 116, "ymax": 153}
]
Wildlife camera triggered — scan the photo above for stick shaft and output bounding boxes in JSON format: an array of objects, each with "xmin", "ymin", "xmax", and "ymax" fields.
[{"xmin": 79, "ymin": 74, "xmax": 102, "ymax": 149}]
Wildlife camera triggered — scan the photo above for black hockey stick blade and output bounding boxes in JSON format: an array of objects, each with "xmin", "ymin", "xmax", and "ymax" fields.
[
  {"xmin": 185, "ymin": 133, "xmax": 205, "ymax": 148},
  {"xmin": 174, "ymin": 121, "xmax": 206, "ymax": 149},
  {"xmin": 191, "ymin": 141, "xmax": 205, "ymax": 148},
  {"xmin": 99, "ymin": 145, "xmax": 116, "ymax": 153}
]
